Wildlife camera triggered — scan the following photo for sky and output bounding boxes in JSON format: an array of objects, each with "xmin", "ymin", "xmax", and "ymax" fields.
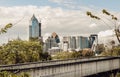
[{"xmin": 0, "ymin": 0, "xmax": 120, "ymax": 44}]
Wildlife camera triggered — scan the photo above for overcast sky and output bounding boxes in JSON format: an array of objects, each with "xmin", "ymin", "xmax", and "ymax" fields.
[{"xmin": 0, "ymin": 0, "xmax": 120, "ymax": 44}]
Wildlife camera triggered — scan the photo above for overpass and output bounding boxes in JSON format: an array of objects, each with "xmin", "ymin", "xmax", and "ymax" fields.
[{"xmin": 0, "ymin": 56, "xmax": 120, "ymax": 77}]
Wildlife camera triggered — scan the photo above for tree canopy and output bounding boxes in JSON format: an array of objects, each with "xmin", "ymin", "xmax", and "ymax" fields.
[
  {"xmin": 0, "ymin": 71, "xmax": 30, "ymax": 77},
  {"xmin": 0, "ymin": 39, "xmax": 51, "ymax": 65},
  {"xmin": 53, "ymin": 49, "xmax": 94, "ymax": 60}
]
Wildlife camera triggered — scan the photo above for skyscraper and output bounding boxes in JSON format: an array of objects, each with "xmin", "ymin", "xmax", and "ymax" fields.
[
  {"xmin": 76, "ymin": 36, "xmax": 89, "ymax": 50},
  {"xmin": 89, "ymin": 34, "xmax": 98, "ymax": 48},
  {"xmin": 43, "ymin": 32, "xmax": 60, "ymax": 52},
  {"xmin": 71, "ymin": 36, "xmax": 76, "ymax": 50},
  {"xmin": 29, "ymin": 14, "xmax": 41, "ymax": 40},
  {"xmin": 51, "ymin": 32, "xmax": 60, "ymax": 43}
]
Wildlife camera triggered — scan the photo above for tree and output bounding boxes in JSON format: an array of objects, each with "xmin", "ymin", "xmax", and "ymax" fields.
[
  {"xmin": 52, "ymin": 50, "xmax": 94, "ymax": 60},
  {"xmin": 0, "ymin": 71, "xmax": 30, "ymax": 77},
  {"xmin": 81, "ymin": 48, "xmax": 95, "ymax": 57},
  {"xmin": 97, "ymin": 44, "xmax": 105, "ymax": 54},
  {"xmin": 101, "ymin": 46, "xmax": 120, "ymax": 56},
  {"xmin": 86, "ymin": 9, "xmax": 120, "ymax": 44},
  {"xmin": 0, "ymin": 39, "xmax": 51, "ymax": 65}
]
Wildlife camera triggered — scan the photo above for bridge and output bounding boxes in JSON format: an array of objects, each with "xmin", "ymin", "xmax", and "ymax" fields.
[{"xmin": 0, "ymin": 56, "xmax": 120, "ymax": 77}]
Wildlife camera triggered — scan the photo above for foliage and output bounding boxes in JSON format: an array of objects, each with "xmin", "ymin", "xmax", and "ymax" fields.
[
  {"xmin": 116, "ymin": 73, "xmax": 120, "ymax": 77},
  {"xmin": 101, "ymin": 46, "xmax": 120, "ymax": 56},
  {"xmin": 97, "ymin": 44, "xmax": 105, "ymax": 54},
  {"xmin": 0, "ymin": 23, "xmax": 12, "ymax": 34},
  {"xmin": 53, "ymin": 52, "xmax": 72, "ymax": 60},
  {"xmin": 86, "ymin": 9, "xmax": 120, "ymax": 44},
  {"xmin": 0, "ymin": 39, "xmax": 51, "ymax": 65},
  {"xmin": 29, "ymin": 37, "xmax": 39, "ymax": 41},
  {"xmin": 53, "ymin": 49, "xmax": 94, "ymax": 60},
  {"xmin": 82, "ymin": 48, "xmax": 95, "ymax": 57},
  {"xmin": 86, "ymin": 11, "xmax": 100, "ymax": 20},
  {"xmin": 0, "ymin": 71, "xmax": 30, "ymax": 77},
  {"xmin": 52, "ymin": 51, "xmax": 82, "ymax": 60},
  {"xmin": 102, "ymin": 9, "xmax": 117, "ymax": 20}
]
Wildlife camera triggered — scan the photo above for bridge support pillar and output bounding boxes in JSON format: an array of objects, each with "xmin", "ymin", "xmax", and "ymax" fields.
[
  {"xmin": 111, "ymin": 70, "xmax": 118, "ymax": 77},
  {"xmin": 86, "ymin": 71, "xmax": 118, "ymax": 77}
]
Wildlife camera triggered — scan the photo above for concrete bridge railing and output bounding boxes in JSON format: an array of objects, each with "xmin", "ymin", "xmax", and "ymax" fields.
[{"xmin": 0, "ymin": 56, "xmax": 120, "ymax": 77}]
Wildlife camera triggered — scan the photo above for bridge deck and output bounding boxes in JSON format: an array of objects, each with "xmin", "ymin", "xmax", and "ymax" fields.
[{"xmin": 0, "ymin": 56, "xmax": 120, "ymax": 77}]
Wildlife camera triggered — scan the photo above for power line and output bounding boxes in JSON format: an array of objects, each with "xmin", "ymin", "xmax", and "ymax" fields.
[{"xmin": 13, "ymin": 16, "xmax": 25, "ymax": 26}]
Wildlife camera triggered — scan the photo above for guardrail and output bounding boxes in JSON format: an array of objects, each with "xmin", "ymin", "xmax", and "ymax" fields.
[{"xmin": 0, "ymin": 56, "xmax": 119, "ymax": 71}]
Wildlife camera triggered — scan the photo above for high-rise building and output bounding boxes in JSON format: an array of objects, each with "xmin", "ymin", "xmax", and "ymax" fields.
[
  {"xmin": 76, "ymin": 36, "xmax": 89, "ymax": 50},
  {"xmin": 43, "ymin": 32, "xmax": 60, "ymax": 52},
  {"xmin": 61, "ymin": 35, "xmax": 98, "ymax": 52},
  {"xmin": 76, "ymin": 36, "xmax": 81, "ymax": 49},
  {"xmin": 62, "ymin": 36, "xmax": 69, "ymax": 51},
  {"xmin": 67, "ymin": 36, "xmax": 72, "ymax": 50},
  {"xmin": 51, "ymin": 32, "xmax": 60, "ymax": 43},
  {"xmin": 29, "ymin": 14, "xmax": 41, "ymax": 40},
  {"xmin": 89, "ymin": 34, "xmax": 98, "ymax": 54},
  {"xmin": 44, "ymin": 37, "xmax": 58, "ymax": 52},
  {"xmin": 81, "ymin": 36, "xmax": 89, "ymax": 49},
  {"xmin": 62, "ymin": 36, "xmax": 89, "ymax": 51},
  {"xmin": 71, "ymin": 36, "xmax": 76, "ymax": 50},
  {"xmin": 89, "ymin": 34, "xmax": 98, "ymax": 48},
  {"xmin": 63, "ymin": 42, "xmax": 68, "ymax": 51}
]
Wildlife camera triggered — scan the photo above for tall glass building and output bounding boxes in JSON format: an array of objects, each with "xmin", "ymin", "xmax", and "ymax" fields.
[
  {"xmin": 29, "ymin": 14, "xmax": 41, "ymax": 39},
  {"xmin": 76, "ymin": 36, "xmax": 89, "ymax": 50}
]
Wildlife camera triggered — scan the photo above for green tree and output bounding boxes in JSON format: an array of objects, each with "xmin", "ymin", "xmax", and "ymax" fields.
[
  {"xmin": 52, "ymin": 51, "xmax": 83, "ymax": 60},
  {"xmin": 101, "ymin": 46, "xmax": 120, "ymax": 56},
  {"xmin": 0, "ymin": 71, "xmax": 30, "ymax": 77},
  {"xmin": 97, "ymin": 44, "xmax": 105, "ymax": 54},
  {"xmin": 0, "ymin": 39, "xmax": 51, "ymax": 65}
]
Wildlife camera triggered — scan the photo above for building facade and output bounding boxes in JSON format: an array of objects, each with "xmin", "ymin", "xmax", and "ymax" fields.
[
  {"xmin": 29, "ymin": 14, "xmax": 41, "ymax": 39},
  {"xmin": 43, "ymin": 32, "xmax": 60, "ymax": 52},
  {"xmin": 75, "ymin": 36, "xmax": 89, "ymax": 50},
  {"xmin": 89, "ymin": 34, "xmax": 98, "ymax": 48},
  {"xmin": 62, "ymin": 36, "xmax": 89, "ymax": 51}
]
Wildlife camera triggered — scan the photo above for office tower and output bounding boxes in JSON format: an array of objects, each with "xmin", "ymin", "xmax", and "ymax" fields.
[
  {"xmin": 44, "ymin": 37, "xmax": 58, "ymax": 51},
  {"xmin": 67, "ymin": 36, "xmax": 72, "ymax": 50},
  {"xmin": 89, "ymin": 34, "xmax": 98, "ymax": 48},
  {"xmin": 71, "ymin": 36, "xmax": 76, "ymax": 50},
  {"xmin": 63, "ymin": 42, "xmax": 68, "ymax": 51},
  {"xmin": 62, "ymin": 36, "xmax": 90, "ymax": 51},
  {"xmin": 51, "ymin": 32, "xmax": 60, "ymax": 43},
  {"xmin": 63, "ymin": 36, "xmax": 69, "ymax": 51},
  {"xmin": 81, "ymin": 36, "xmax": 89, "ymax": 49},
  {"xmin": 76, "ymin": 36, "xmax": 89, "ymax": 50},
  {"xmin": 89, "ymin": 34, "xmax": 98, "ymax": 55},
  {"xmin": 29, "ymin": 14, "xmax": 41, "ymax": 40},
  {"xmin": 44, "ymin": 32, "xmax": 60, "ymax": 52},
  {"xmin": 76, "ymin": 36, "xmax": 81, "ymax": 50}
]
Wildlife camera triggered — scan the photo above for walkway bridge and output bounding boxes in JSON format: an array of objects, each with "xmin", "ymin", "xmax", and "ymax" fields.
[{"xmin": 0, "ymin": 57, "xmax": 120, "ymax": 77}]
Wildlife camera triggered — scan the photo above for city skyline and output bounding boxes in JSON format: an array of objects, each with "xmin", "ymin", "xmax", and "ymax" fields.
[{"xmin": 0, "ymin": 0, "xmax": 120, "ymax": 44}]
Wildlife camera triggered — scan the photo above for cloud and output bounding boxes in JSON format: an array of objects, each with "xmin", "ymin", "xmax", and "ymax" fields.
[
  {"xmin": 0, "ymin": 5, "xmax": 120, "ymax": 45},
  {"xmin": 98, "ymin": 29, "xmax": 120, "ymax": 44},
  {"xmin": 89, "ymin": 23, "xmax": 97, "ymax": 28},
  {"xmin": 49, "ymin": 0, "xmax": 77, "ymax": 9},
  {"xmin": 98, "ymin": 29, "xmax": 114, "ymax": 37}
]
